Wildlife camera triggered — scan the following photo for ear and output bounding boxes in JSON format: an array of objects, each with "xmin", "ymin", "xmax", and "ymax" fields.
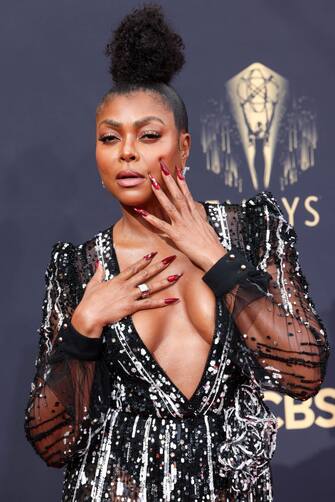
[{"xmin": 179, "ymin": 132, "xmax": 191, "ymax": 163}]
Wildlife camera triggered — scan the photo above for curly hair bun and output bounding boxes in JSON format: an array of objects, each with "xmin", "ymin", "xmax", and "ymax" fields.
[{"xmin": 105, "ymin": 3, "xmax": 185, "ymax": 85}]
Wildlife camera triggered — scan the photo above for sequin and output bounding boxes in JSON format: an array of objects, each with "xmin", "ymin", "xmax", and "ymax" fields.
[{"xmin": 24, "ymin": 190, "xmax": 330, "ymax": 501}]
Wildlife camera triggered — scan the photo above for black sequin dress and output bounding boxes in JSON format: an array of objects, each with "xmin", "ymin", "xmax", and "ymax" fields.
[{"xmin": 24, "ymin": 191, "xmax": 330, "ymax": 501}]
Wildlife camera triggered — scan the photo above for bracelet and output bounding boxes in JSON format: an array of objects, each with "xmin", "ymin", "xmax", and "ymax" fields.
[
  {"xmin": 57, "ymin": 321, "xmax": 104, "ymax": 361},
  {"xmin": 202, "ymin": 246, "xmax": 264, "ymax": 297}
]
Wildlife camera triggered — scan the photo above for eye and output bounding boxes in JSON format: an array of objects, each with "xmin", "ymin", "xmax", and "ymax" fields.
[
  {"xmin": 140, "ymin": 132, "xmax": 161, "ymax": 140},
  {"xmin": 98, "ymin": 134, "xmax": 118, "ymax": 144},
  {"xmin": 98, "ymin": 131, "xmax": 161, "ymax": 144}
]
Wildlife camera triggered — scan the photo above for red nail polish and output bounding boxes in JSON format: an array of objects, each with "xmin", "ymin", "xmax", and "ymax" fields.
[
  {"xmin": 176, "ymin": 167, "xmax": 185, "ymax": 180},
  {"xmin": 167, "ymin": 273, "xmax": 182, "ymax": 282},
  {"xmin": 149, "ymin": 174, "xmax": 160, "ymax": 190},
  {"xmin": 143, "ymin": 251, "xmax": 158, "ymax": 260},
  {"xmin": 164, "ymin": 297, "xmax": 179, "ymax": 304},
  {"xmin": 160, "ymin": 161, "xmax": 170, "ymax": 175},
  {"xmin": 134, "ymin": 207, "xmax": 149, "ymax": 216},
  {"xmin": 161, "ymin": 255, "xmax": 176, "ymax": 265},
  {"xmin": 95, "ymin": 260, "xmax": 99, "ymax": 268}
]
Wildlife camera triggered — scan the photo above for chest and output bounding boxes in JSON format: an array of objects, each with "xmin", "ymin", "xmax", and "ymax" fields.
[
  {"xmin": 106, "ymin": 202, "xmax": 239, "ymax": 358},
  {"xmin": 118, "ymin": 248, "xmax": 218, "ymax": 353}
]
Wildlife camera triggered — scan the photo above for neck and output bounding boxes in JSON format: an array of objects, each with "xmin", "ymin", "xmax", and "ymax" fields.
[{"xmin": 116, "ymin": 195, "xmax": 172, "ymax": 244}]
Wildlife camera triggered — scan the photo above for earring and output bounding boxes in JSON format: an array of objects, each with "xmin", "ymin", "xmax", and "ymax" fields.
[
  {"xmin": 182, "ymin": 165, "xmax": 191, "ymax": 177},
  {"xmin": 101, "ymin": 179, "xmax": 105, "ymax": 188}
]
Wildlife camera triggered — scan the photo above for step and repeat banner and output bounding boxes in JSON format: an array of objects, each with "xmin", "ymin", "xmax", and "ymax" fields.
[{"xmin": 1, "ymin": 1, "xmax": 333, "ymax": 501}]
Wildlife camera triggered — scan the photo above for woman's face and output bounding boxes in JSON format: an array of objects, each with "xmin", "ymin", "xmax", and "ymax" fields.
[{"xmin": 95, "ymin": 90, "xmax": 190, "ymax": 206}]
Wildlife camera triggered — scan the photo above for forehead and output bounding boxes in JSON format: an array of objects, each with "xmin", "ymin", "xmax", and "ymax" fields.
[{"xmin": 96, "ymin": 90, "xmax": 174, "ymax": 126}]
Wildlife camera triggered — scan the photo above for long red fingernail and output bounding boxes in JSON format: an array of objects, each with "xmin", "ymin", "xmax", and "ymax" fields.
[
  {"xmin": 134, "ymin": 207, "xmax": 149, "ymax": 216},
  {"xmin": 161, "ymin": 255, "xmax": 176, "ymax": 265},
  {"xmin": 160, "ymin": 161, "xmax": 170, "ymax": 175},
  {"xmin": 176, "ymin": 166, "xmax": 185, "ymax": 180},
  {"xmin": 149, "ymin": 174, "xmax": 160, "ymax": 190},
  {"xmin": 167, "ymin": 273, "xmax": 182, "ymax": 282},
  {"xmin": 143, "ymin": 251, "xmax": 158, "ymax": 260},
  {"xmin": 95, "ymin": 260, "xmax": 99, "ymax": 268},
  {"xmin": 164, "ymin": 297, "xmax": 179, "ymax": 304}
]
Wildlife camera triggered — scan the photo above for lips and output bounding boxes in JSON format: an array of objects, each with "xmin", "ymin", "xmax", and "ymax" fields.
[
  {"xmin": 116, "ymin": 170, "xmax": 145, "ymax": 179},
  {"xmin": 116, "ymin": 169, "xmax": 147, "ymax": 188}
]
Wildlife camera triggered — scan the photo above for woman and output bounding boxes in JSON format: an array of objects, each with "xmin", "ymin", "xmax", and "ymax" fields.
[{"xmin": 24, "ymin": 4, "xmax": 330, "ymax": 501}]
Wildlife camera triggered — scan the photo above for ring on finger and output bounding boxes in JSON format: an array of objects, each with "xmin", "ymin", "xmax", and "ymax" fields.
[{"xmin": 137, "ymin": 282, "xmax": 151, "ymax": 298}]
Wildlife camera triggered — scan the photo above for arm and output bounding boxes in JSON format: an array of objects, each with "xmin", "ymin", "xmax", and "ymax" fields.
[
  {"xmin": 24, "ymin": 242, "xmax": 109, "ymax": 468},
  {"xmin": 202, "ymin": 191, "xmax": 330, "ymax": 401}
]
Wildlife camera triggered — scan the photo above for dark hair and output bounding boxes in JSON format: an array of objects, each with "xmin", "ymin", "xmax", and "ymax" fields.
[{"xmin": 96, "ymin": 3, "xmax": 189, "ymax": 134}]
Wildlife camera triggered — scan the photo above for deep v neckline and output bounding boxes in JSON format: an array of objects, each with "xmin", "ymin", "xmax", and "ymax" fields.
[{"xmin": 108, "ymin": 200, "xmax": 222, "ymax": 405}]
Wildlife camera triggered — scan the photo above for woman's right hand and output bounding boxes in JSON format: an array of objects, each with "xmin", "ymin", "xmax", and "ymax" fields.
[{"xmin": 71, "ymin": 253, "xmax": 182, "ymax": 339}]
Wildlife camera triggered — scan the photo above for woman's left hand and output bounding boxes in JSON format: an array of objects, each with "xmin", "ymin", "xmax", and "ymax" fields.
[{"xmin": 134, "ymin": 160, "xmax": 228, "ymax": 272}]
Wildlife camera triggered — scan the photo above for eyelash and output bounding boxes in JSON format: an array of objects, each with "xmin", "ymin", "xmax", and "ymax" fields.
[{"xmin": 98, "ymin": 132, "xmax": 161, "ymax": 143}]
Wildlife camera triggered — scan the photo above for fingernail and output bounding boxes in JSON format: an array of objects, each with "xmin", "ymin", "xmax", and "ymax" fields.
[
  {"xmin": 134, "ymin": 207, "xmax": 149, "ymax": 216},
  {"xmin": 161, "ymin": 255, "xmax": 176, "ymax": 265},
  {"xmin": 167, "ymin": 273, "xmax": 182, "ymax": 282},
  {"xmin": 143, "ymin": 251, "xmax": 158, "ymax": 260},
  {"xmin": 164, "ymin": 297, "xmax": 179, "ymax": 304},
  {"xmin": 160, "ymin": 161, "xmax": 170, "ymax": 175},
  {"xmin": 95, "ymin": 260, "xmax": 99, "ymax": 268},
  {"xmin": 176, "ymin": 166, "xmax": 185, "ymax": 180},
  {"xmin": 148, "ymin": 174, "xmax": 160, "ymax": 190}
]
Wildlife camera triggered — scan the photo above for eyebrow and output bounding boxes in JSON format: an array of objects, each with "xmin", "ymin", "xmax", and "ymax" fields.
[{"xmin": 98, "ymin": 115, "xmax": 166, "ymax": 128}]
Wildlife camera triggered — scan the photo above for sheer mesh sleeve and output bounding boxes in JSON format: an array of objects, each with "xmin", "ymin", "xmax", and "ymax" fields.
[
  {"xmin": 24, "ymin": 242, "xmax": 110, "ymax": 468},
  {"xmin": 203, "ymin": 191, "xmax": 330, "ymax": 400}
]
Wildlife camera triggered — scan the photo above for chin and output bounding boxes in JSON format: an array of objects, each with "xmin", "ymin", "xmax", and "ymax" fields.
[{"xmin": 112, "ymin": 187, "xmax": 153, "ymax": 206}]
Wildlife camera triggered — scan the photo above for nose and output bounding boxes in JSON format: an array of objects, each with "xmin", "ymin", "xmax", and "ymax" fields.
[
  {"xmin": 120, "ymin": 151, "xmax": 137, "ymax": 162},
  {"xmin": 119, "ymin": 138, "xmax": 139, "ymax": 163}
]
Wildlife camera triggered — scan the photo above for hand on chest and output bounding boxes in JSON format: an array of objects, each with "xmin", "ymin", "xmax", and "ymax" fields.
[{"xmin": 123, "ymin": 249, "xmax": 217, "ymax": 351}]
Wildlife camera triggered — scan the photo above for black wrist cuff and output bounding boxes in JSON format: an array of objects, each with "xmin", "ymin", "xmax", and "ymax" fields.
[
  {"xmin": 57, "ymin": 321, "xmax": 104, "ymax": 361},
  {"xmin": 202, "ymin": 246, "xmax": 258, "ymax": 297}
]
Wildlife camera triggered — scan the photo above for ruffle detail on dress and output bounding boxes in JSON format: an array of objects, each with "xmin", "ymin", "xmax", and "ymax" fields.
[{"xmin": 217, "ymin": 383, "xmax": 277, "ymax": 494}]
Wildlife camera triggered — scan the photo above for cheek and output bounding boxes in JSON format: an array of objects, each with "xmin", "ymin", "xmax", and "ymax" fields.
[
  {"xmin": 95, "ymin": 146, "xmax": 116, "ymax": 173},
  {"xmin": 147, "ymin": 139, "xmax": 180, "ymax": 167}
]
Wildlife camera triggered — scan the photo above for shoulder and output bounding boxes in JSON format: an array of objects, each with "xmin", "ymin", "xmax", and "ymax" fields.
[
  {"xmin": 240, "ymin": 190, "xmax": 285, "ymax": 219},
  {"xmin": 205, "ymin": 190, "xmax": 288, "ymax": 230},
  {"xmin": 49, "ymin": 223, "xmax": 113, "ymax": 260},
  {"xmin": 48, "ymin": 223, "xmax": 113, "ymax": 274},
  {"xmin": 204, "ymin": 190, "xmax": 284, "ymax": 216},
  {"xmin": 212, "ymin": 191, "xmax": 296, "ymax": 261},
  {"xmin": 45, "ymin": 241, "xmax": 78, "ymax": 285},
  {"xmin": 215, "ymin": 190, "xmax": 291, "ymax": 232},
  {"xmin": 236, "ymin": 191, "xmax": 297, "ymax": 258},
  {"xmin": 239, "ymin": 190, "xmax": 295, "ymax": 238},
  {"xmin": 48, "ymin": 241, "xmax": 76, "ymax": 265}
]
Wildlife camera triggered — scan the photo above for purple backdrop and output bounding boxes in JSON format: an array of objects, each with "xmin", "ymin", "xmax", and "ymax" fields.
[{"xmin": 1, "ymin": 1, "xmax": 334, "ymax": 500}]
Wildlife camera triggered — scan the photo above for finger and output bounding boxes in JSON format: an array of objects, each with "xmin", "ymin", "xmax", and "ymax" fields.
[
  {"xmin": 133, "ymin": 271, "xmax": 183, "ymax": 300},
  {"xmin": 132, "ymin": 296, "xmax": 180, "ymax": 312},
  {"xmin": 87, "ymin": 260, "xmax": 105, "ymax": 287},
  {"xmin": 148, "ymin": 172, "xmax": 181, "ymax": 223},
  {"xmin": 158, "ymin": 160, "xmax": 190, "ymax": 213},
  {"xmin": 134, "ymin": 207, "xmax": 173, "ymax": 235},
  {"xmin": 154, "ymin": 272, "xmax": 184, "ymax": 292},
  {"xmin": 118, "ymin": 251, "xmax": 158, "ymax": 281},
  {"xmin": 174, "ymin": 165, "xmax": 197, "ymax": 213},
  {"xmin": 130, "ymin": 254, "xmax": 177, "ymax": 285}
]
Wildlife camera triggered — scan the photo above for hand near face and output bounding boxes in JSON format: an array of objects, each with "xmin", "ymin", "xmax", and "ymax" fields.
[{"xmin": 134, "ymin": 161, "xmax": 227, "ymax": 272}]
